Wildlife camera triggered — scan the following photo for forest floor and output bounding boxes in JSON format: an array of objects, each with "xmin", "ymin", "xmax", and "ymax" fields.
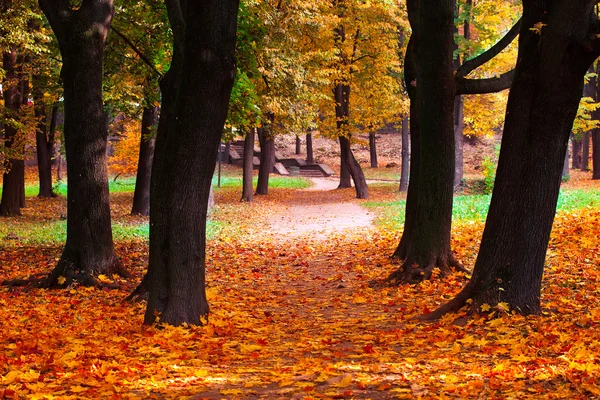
[{"xmin": 1, "ymin": 168, "xmax": 600, "ymax": 399}]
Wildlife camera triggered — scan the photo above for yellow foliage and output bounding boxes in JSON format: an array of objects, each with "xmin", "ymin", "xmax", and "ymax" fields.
[{"xmin": 108, "ymin": 118, "xmax": 141, "ymax": 176}]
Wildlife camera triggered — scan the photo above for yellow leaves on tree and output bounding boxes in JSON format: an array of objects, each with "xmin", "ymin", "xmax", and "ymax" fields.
[{"xmin": 108, "ymin": 118, "xmax": 141, "ymax": 176}]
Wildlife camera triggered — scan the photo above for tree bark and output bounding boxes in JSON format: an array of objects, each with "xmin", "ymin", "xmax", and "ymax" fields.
[
  {"xmin": 306, "ymin": 131, "xmax": 314, "ymax": 164},
  {"xmin": 131, "ymin": 104, "xmax": 158, "ymax": 216},
  {"xmin": 454, "ymin": 96, "xmax": 465, "ymax": 187},
  {"xmin": 38, "ymin": 0, "xmax": 125, "ymax": 287},
  {"xmin": 338, "ymin": 140, "xmax": 352, "ymax": 189},
  {"xmin": 581, "ymin": 132, "xmax": 590, "ymax": 171},
  {"xmin": 428, "ymin": 0, "xmax": 600, "ymax": 319},
  {"xmin": 241, "ymin": 128, "xmax": 255, "ymax": 202},
  {"xmin": 34, "ymin": 92, "xmax": 56, "ymax": 198},
  {"xmin": 339, "ymin": 136, "xmax": 368, "ymax": 198},
  {"xmin": 295, "ymin": 135, "xmax": 301, "ymax": 155},
  {"xmin": 143, "ymin": 0, "xmax": 239, "ymax": 325},
  {"xmin": 399, "ymin": 117, "xmax": 409, "ymax": 192},
  {"xmin": 369, "ymin": 132, "xmax": 378, "ymax": 168},
  {"xmin": 1, "ymin": 48, "xmax": 24, "ymax": 216},
  {"xmin": 572, "ymin": 138, "xmax": 582, "ymax": 169},
  {"xmin": 256, "ymin": 126, "xmax": 275, "ymax": 195},
  {"xmin": 389, "ymin": 0, "xmax": 462, "ymax": 282}
]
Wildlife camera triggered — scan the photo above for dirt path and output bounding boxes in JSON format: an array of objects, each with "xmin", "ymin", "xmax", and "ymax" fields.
[{"xmin": 268, "ymin": 178, "xmax": 375, "ymax": 239}]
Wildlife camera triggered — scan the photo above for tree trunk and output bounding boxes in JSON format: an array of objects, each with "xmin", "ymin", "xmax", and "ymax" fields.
[
  {"xmin": 429, "ymin": 0, "xmax": 599, "ymax": 319},
  {"xmin": 562, "ymin": 143, "xmax": 570, "ymax": 180},
  {"xmin": 581, "ymin": 132, "xmax": 590, "ymax": 171},
  {"xmin": 295, "ymin": 135, "xmax": 301, "ymax": 155},
  {"xmin": 388, "ymin": 0, "xmax": 459, "ymax": 283},
  {"xmin": 593, "ymin": 129, "xmax": 600, "ymax": 179},
  {"xmin": 393, "ymin": 8, "xmax": 420, "ymax": 258},
  {"xmin": 369, "ymin": 132, "xmax": 378, "ymax": 168},
  {"xmin": 256, "ymin": 127, "xmax": 275, "ymax": 195},
  {"xmin": 143, "ymin": 0, "xmax": 239, "ymax": 325},
  {"xmin": 454, "ymin": 96, "xmax": 465, "ymax": 187},
  {"xmin": 1, "ymin": 48, "xmax": 24, "ymax": 216},
  {"xmin": 241, "ymin": 128, "xmax": 255, "ymax": 202},
  {"xmin": 38, "ymin": 0, "xmax": 125, "ymax": 287},
  {"xmin": 34, "ymin": 93, "xmax": 56, "ymax": 198},
  {"xmin": 18, "ymin": 73, "xmax": 28, "ymax": 208},
  {"xmin": 572, "ymin": 138, "xmax": 581, "ymax": 169},
  {"xmin": 131, "ymin": 105, "xmax": 158, "ymax": 216},
  {"xmin": 338, "ymin": 141, "xmax": 352, "ymax": 189},
  {"xmin": 339, "ymin": 136, "xmax": 368, "ymax": 198},
  {"xmin": 306, "ymin": 131, "xmax": 314, "ymax": 164},
  {"xmin": 399, "ymin": 117, "xmax": 410, "ymax": 192}
]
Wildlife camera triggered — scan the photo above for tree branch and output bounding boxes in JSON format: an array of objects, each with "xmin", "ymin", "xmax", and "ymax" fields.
[
  {"xmin": 165, "ymin": 0, "xmax": 186, "ymax": 52},
  {"xmin": 456, "ymin": 69, "xmax": 515, "ymax": 95},
  {"xmin": 37, "ymin": 0, "xmax": 72, "ymax": 42},
  {"xmin": 111, "ymin": 25, "xmax": 163, "ymax": 78},
  {"xmin": 456, "ymin": 18, "xmax": 522, "ymax": 79}
]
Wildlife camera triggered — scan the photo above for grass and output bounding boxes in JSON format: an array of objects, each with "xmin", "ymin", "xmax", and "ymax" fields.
[
  {"xmin": 364, "ymin": 188, "xmax": 600, "ymax": 230},
  {"xmin": 212, "ymin": 175, "xmax": 312, "ymax": 190}
]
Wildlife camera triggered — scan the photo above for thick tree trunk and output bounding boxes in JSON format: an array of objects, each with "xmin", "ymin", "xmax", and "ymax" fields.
[
  {"xmin": 131, "ymin": 105, "xmax": 158, "ymax": 216},
  {"xmin": 339, "ymin": 136, "xmax": 368, "ymax": 198},
  {"xmin": 241, "ymin": 129, "xmax": 255, "ymax": 202},
  {"xmin": 369, "ymin": 132, "xmax": 378, "ymax": 168},
  {"xmin": 1, "ymin": 48, "xmax": 24, "ymax": 216},
  {"xmin": 306, "ymin": 131, "xmax": 314, "ymax": 164},
  {"xmin": 389, "ymin": 0, "xmax": 460, "ymax": 283},
  {"xmin": 38, "ymin": 0, "xmax": 125, "ymax": 287},
  {"xmin": 429, "ymin": 0, "xmax": 599, "ymax": 319},
  {"xmin": 143, "ymin": 0, "xmax": 239, "ymax": 325},
  {"xmin": 572, "ymin": 138, "xmax": 581, "ymax": 169},
  {"xmin": 581, "ymin": 132, "xmax": 590, "ymax": 171},
  {"xmin": 399, "ymin": 117, "xmax": 410, "ymax": 192},
  {"xmin": 393, "ymin": 14, "xmax": 420, "ymax": 258},
  {"xmin": 256, "ymin": 127, "xmax": 275, "ymax": 195}
]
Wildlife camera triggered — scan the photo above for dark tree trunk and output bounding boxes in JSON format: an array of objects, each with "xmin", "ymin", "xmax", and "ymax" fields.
[
  {"xmin": 18, "ymin": 73, "xmax": 28, "ymax": 208},
  {"xmin": 256, "ymin": 127, "xmax": 275, "ymax": 195},
  {"xmin": 429, "ymin": 0, "xmax": 600, "ymax": 319},
  {"xmin": 34, "ymin": 93, "xmax": 56, "ymax": 198},
  {"xmin": 338, "ymin": 141, "xmax": 352, "ymax": 189},
  {"xmin": 339, "ymin": 136, "xmax": 368, "ymax": 198},
  {"xmin": 562, "ymin": 144, "xmax": 570, "ymax": 180},
  {"xmin": 399, "ymin": 117, "xmax": 409, "ymax": 192},
  {"xmin": 572, "ymin": 138, "xmax": 582, "ymax": 169},
  {"xmin": 581, "ymin": 132, "xmax": 590, "ymax": 171},
  {"xmin": 38, "ymin": 0, "xmax": 125, "ymax": 287},
  {"xmin": 388, "ymin": 0, "xmax": 459, "ymax": 283},
  {"xmin": 131, "ymin": 104, "xmax": 158, "ymax": 216},
  {"xmin": 142, "ymin": 0, "xmax": 239, "ymax": 326},
  {"xmin": 369, "ymin": 132, "xmax": 378, "ymax": 168},
  {"xmin": 306, "ymin": 131, "xmax": 314, "ymax": 164},
  {"xmin": 295, "ymin": 135, "xmax": 301, "ymax": 155},
  {"xmin": 454, "ymin": 96, "xmax": 465, "ymax": 187},
  {"xmin": 393, "ymin": 7, "xmax": 420, "ymax": 258},
  {"xmin": 593, "ymin": 63, "xmax": 600, "ymax": 179},
  {"xmin": 241, "ymin": 128, "xmax": 254, "ymax": 202},
  {"xmin": 1, "ymin": 48, "xmax": 24, "ymax": 216}
]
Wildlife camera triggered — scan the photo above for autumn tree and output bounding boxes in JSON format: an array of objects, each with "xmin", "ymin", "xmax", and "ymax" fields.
[
  {"xmin": 36, "ymin": 0, "xmax": 127, "ymax": 286},
  {"xmin": 428, "ymin": 0, "xmax": 600, "ymax": 318},
  {"xmin": 133, "ymin": 0, "xmax": 239, "ymax": 325}
]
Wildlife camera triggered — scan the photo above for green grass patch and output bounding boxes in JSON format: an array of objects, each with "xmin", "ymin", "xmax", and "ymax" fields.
[
  {"xmin": 212, "ymin": 175, "xmax": 312, "ymax": 190},
  {"xmin": 364, "ymin": 188, "xmax": 600, "ymax": 230}
]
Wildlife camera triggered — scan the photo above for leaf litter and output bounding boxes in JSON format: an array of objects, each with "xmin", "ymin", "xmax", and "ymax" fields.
[{"xmin": 1, "ymin": 179, "xmax": 600, "ymax": 399}]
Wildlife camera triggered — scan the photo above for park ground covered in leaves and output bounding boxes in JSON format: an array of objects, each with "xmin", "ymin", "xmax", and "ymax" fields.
[{"xmin": 1, "ymin": 171, "xmax": 600, "ymax": 399}]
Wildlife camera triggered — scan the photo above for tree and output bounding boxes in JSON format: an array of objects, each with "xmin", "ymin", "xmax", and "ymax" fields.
[
  {"xmin": 140, "ymin": 0, "xmax": 239, "ymax": 325},
  {"xmin": 428, "ymin": 0, "xmax": 600, "ymax": 319},
  {"xmin": 388, "ymin": 0, "xmax": 520, "ymax": 283},
  {"xmin": 131, "ymin": 103, "xmax": 158, "ymax": 216},
  {"xmin": 37, "ymin": 0, "xmax": 127, "ymax": 286}
]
